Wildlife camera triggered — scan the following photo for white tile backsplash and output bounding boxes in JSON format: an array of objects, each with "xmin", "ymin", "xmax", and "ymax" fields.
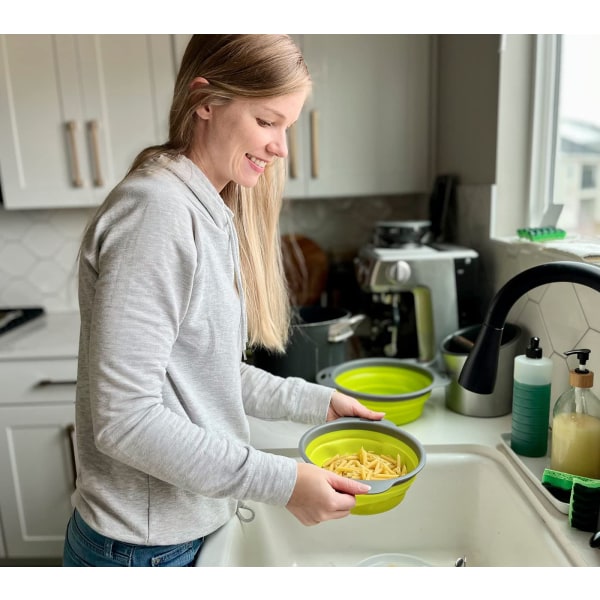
[
  {"xmin": 3, "ymin": 186, "xmax": 600, "ymax": 413},
  {"xmin": 0, "ymin": 208, "xmax": 93, "ymax": 312},
  {"xmin": 0, "ymin": 195, "xmax": 426, "ymax": 312}
]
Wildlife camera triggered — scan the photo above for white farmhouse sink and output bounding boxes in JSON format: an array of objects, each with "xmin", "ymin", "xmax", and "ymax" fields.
[{"xmin": 196, "ymin": 444, "xmax": 579, "ymax": 567}]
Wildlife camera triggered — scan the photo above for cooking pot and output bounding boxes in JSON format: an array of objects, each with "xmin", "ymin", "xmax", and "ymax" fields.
[
  {"xmin": 251, "ymin": 307, "xmax": 365, "ymax": 382},
  {"xmin": 316, "ymin": 358, "xmax": 447, "ymax": 425},
  {"xmin": 441, "ymin": 322, "xmax": 522, "ymax": 417},
  {"xmin": 373, "ymin": 220, "xmax": 431, "ymax": 247}
]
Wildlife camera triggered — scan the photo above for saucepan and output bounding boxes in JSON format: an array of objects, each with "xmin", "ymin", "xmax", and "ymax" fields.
[{"xmin": 252, "ymin": 307, "xmax": 365, "ymax": 382}]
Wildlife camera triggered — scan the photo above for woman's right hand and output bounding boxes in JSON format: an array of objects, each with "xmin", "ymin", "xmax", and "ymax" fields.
[{"xmin": 285, "ymin": 462, "xmax": 371, "ymax": 525}]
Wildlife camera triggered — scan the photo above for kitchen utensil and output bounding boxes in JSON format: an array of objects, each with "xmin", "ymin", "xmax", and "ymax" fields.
[
  {"xmin": 281, "ymin": 234, "xmax": 329, "ymax": 307},
  {"xmin": 441, "ymin": 322, "xmax": 521, "ymax": 417},
  {"xmin": 298, "ymin": 417, "xmax": 426, "ymax": 515},
  {"xmin": 316, "ymin": 358, "xmax": 446, "ymax": 425},
  {"xmin": 0, "ymin": 307, "xmax": 44, "ymax": 336},
  {"xmin": 252, "ymin": 307, "xmax": 363, "ymax": 382}
]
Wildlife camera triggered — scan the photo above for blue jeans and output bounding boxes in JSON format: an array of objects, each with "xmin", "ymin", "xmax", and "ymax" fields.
[{"xmin": 63, "ymin": 509, "xmax": 204, "ymax": 567}]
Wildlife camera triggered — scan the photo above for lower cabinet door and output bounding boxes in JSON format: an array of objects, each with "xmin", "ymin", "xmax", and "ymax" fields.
[{"xmin": 0, "ymin": 404, "xmax": 75, "ymax": 558}]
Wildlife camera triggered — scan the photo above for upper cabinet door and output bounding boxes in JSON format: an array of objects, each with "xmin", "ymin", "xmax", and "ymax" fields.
[
  {"xmin": 0, "ymin": 35, "xmax": 175, "ymax": 210},
  {"xmin": 285, "ymin": 34, "xmax": 434, "ymax": 199}
]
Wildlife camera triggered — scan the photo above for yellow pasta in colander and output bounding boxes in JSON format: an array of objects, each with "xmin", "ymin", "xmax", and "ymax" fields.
[{"xmin": 321, "ymin": 446, "xmax": 407, "ymax": 480}]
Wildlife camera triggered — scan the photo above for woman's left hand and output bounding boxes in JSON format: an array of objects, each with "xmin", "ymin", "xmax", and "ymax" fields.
[{"xmin": 326, "ymin": 390, "xmax": 385, "ymax": 422}]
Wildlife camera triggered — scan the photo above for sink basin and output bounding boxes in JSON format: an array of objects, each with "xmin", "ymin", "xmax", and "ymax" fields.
[{"xmin": 196, "ymin": 444, "xmax": 577, "ymax": 567}]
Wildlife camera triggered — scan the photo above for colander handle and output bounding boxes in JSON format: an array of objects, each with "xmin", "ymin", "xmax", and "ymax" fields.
[{"xmin": 316, "ymin": 367, "xmax": 334, "ymax": 388}]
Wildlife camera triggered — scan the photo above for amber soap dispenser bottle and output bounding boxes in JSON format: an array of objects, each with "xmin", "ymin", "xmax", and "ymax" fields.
[{"xmin": 551, "ymin": 349, "xmax": 600, "ymax": 479}]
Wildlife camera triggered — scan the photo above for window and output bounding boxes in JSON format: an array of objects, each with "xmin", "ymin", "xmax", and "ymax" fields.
[{"xmin": 533, "ymin": 35, "xmax": 600, "ymax": 236}]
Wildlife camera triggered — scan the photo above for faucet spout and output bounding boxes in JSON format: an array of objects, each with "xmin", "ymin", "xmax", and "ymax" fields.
[{"xmin": 458, "ymin": 261, "xmax": 600, "ymax": 394}]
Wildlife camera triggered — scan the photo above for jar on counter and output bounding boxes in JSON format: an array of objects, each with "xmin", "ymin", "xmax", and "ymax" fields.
[{"xmin": 550, "ymin": 348, "xmax": 600, "ymax": 479}]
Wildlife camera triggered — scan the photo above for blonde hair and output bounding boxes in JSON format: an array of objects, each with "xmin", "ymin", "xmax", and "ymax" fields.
[{"xmin": 128, "ymin": 35, "xmax": 311, "ymax": 351}]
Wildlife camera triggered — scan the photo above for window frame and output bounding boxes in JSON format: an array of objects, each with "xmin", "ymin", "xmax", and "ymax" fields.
[{"xmin": 528, "ymin": 34, "xmax": 562, "ymax": 227}]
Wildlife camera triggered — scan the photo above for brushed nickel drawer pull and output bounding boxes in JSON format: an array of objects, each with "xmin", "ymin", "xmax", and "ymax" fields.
[
  {"xmin": 310, "ymin": 110, "xmax": 319, "ymax": 179},
  {"xmin": 65, "ymin": 120, "xmax": 83, "ymax": 188},
  {"xmin": 87, "ymin": 120, "xmax": 104, "ymax": 187},
  {"xmin": 35, "ymin": 379, "xmax": 77, "ymax": 387},
  {"xmin": 287, "ymin": 122, "xmax": 298, "ymax": 179}
]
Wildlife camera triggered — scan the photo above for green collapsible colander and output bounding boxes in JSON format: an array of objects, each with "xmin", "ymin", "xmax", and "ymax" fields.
[
  {"xmin": 299, "ymin": 417, "xmax": 426, "ymax": 515},
  {"xmin": 316, "ymin": 358, "xmax": 439, "ymax": 425}
]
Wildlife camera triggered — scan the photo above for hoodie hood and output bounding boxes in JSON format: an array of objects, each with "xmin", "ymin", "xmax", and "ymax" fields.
[{"xmin": 155, "ymin": 154, "xmax": 249, "ymax": 355}]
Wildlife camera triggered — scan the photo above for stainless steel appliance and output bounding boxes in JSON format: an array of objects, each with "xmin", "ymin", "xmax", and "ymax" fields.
[{"xmin": 354, "ymin": 221, "xmax": 480, "ymax": 363}]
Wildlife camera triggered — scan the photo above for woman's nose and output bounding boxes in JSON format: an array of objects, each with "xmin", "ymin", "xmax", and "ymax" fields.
[{"xmin": 267, "ymin": 130, "xmax": 288, "ymax": 159}]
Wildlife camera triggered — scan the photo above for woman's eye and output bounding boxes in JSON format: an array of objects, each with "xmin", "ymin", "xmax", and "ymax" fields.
[{"xmin": 257, "ymin": 118, "xmax": 273, "ymax": 127}]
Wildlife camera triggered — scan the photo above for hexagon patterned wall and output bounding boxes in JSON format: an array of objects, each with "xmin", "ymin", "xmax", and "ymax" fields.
[{"xmin": 0, "ymin": 209, "xmax": 93, "ymax": 312}]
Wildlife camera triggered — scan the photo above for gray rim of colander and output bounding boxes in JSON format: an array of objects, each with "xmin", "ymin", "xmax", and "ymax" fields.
[{"xmin": 298, "ymin": 417, "xmax": 427, "ymax": 494}]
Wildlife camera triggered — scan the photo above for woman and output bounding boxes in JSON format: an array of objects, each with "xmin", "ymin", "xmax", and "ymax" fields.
[{"xmin": 62, "ymin": 34, "xmax": 383, "ymax": 567}]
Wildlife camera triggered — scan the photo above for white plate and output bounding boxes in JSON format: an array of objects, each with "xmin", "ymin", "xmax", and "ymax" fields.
[{"xmin": 357, "ymin": 553, "xmax": 431, "ymax": 567}]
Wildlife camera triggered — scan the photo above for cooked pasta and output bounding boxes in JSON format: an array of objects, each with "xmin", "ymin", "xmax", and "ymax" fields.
[{"xmin": 321, "ymin": 446, "xmax": 407, "ymax": 480}]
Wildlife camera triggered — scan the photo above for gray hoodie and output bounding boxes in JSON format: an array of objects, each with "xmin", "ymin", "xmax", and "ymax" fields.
[{"xmin": 73, "ymin": 154, "xmax": 333, "ymax": 545}]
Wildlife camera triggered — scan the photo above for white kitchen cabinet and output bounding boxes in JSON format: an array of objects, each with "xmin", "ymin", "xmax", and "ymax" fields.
[
  {"xmin": 0, "ymin": 34, "xmax": 176, "ymax": 209},
  {"xmin": 286, "ymin": 34, "xmax": 433, "ymax": 199},
  {"xmin": 173, "ymin": 34, "xmax": 192, "ymax": 67},
  {"xmin": 0, "ymin": 358, "xmax": 77, "ymax": 558},
  {"xmin": 173, "ymin": 34, "xmax": 434, "ymax": 199}
]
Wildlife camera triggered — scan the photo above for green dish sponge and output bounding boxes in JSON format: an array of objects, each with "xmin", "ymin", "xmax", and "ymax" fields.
[
  {"xmin": 542, "ymin": 469, "xmax": 600, "ymax": 531},
  {"xmin": 541, "ymin": 468, "xmax": 580, "ymax": 503},
  {"xmin": 569, "ymin": 478, "xmax": 600, "ymax": 532}
]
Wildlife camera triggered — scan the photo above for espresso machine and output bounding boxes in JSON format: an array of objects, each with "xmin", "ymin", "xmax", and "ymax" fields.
[{"xmin": 354, "ymin": 220, "xmax": 480, "ymax": 363}]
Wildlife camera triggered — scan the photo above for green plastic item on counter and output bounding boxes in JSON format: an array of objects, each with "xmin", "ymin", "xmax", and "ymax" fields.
[{"xmin": 517, "ymin": 227, "xmax": 566, "ymax": 242}]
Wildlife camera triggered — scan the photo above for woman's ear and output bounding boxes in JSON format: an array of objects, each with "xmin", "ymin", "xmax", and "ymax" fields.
[
  {"xmin": 190, "ymin": 76, "xmax": 209, "ymax": 90},
  {"xmin": 191, "ymin": 77, "xmax": 211, "ymax": 120}
]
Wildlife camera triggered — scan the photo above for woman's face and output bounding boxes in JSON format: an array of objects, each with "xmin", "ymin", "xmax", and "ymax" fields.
[{"xmin": 191, "ymin": 89, "xmax": 307, "ymax": 192}]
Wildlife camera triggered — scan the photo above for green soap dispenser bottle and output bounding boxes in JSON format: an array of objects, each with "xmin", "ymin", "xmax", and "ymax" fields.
[
  {"xmin": 550, "ymin": 349, "xmax": 600, "ymax": 479},
  {"xmin": 511, "ymin": 336, "xmax": 553, "ymax": 457}
]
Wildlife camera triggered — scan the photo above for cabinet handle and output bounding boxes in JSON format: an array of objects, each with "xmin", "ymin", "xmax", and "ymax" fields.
[
  {"xmin": 87, "ymin": 120, "xmax": 104, "ymax": 187},
  {"xmin": 310, "ymin": 110, "xmax": 319, "ymax": 179},
  {"xmin": 66, "ymin": 424, "xmax": 78, "ymax": 491},
  {"xmin": 287, "ymin": 122, "xmax": 298, "ymax": 179},
  {"xmin": 65, "ymin": 121, "xmax": 83, "ymax": 188},
  {"xmin": 35, "ymin": 379, "xmax": 77, "ymax": 387}
]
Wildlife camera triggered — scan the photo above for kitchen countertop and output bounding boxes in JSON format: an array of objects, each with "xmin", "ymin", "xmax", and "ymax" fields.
[
  {"xmin": 1, "ymin": 312, "xmax": 598, "ymax": 566},
  {"xmin": 0, "ymin": 311, "xmax": 80, "ymax": 360},
  {"xmin": 250, "ymin": 392, "xmax": 600, "ymax": 567},
  {"xmin": 249, "ymin": 388, "xmax": 513, "ymax": 451}
]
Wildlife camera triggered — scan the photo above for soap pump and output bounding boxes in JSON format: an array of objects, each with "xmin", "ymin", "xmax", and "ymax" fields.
[
  {"xmin": 550, "ymin": 349, "xmax": 600, "ymax": 479},
  {"xmin": 511, "ymin": 336, "xmax": 553, "ymax": 457}
]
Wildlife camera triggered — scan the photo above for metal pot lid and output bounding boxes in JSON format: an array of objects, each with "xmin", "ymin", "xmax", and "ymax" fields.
[{"xmin": 372, "ymin": 220, "xmax": 432, "ymax": 248}]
